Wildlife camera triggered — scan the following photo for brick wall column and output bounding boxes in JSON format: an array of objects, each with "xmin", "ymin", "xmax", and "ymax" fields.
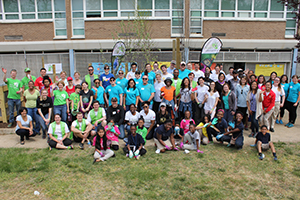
[{"xmin": 66, "ymin": 0, "xmax": 72, "ymax": 40}]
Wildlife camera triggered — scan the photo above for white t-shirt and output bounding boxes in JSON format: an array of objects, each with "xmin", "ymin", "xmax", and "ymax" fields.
[
  {"xmin": 210, "ymin": 74, "xmax": 218, "ymax": 82},
  {"xmin": 204, "ymin": 91, "xmax": 220, "ymax": 111},
  {"xmin": 226, "ymin": 74, "xmax": 234, "ymax": 81},
  {"xmin": 15, "ymin": 115, "xmax": 32, "ymax": 131},
  {"xmin": 187, "ymin": 130, "xmax": 201, "ymax": 148},
  {"xmin": 140, "ymin": 109, "xmax": 156, "ymax": 128},
  {"xmin": 161, "ymin": 73, "xmax": 173, "ymax": 81},
  {"xmin": 87, "ymin": 108, "xmax": 106, "ymax": 123},
  {"xmin": 48, "ymin": 122, "xmax": 70, "ymax": 140},
  {"xmin": 272, "ymin": 85, "xmax": 285, "ymax": 102},
  {"xmin": 71, "ymin": 120, "xmax": 91, "ymax": 131},
  {"xmin": 192, "ymin": 70, "xmax": 204, "ymax": 82},
  {"xmin": 125, "ymin": 111, "xmax": 140, "ymax": 125},
  {"xmin": 196, "ymin": 85, "xmax": 209, "ymax": 103},
  {"xmin": 126, "ymin": 71, "xmax": 136, "ymax": 80},
  {"xmin": 180, "ymin": 88, "xmax": 192, "ymax": 103},
  {"xmin": 154, "ymin": 81, "xmax": 165, "ymax": 102}
]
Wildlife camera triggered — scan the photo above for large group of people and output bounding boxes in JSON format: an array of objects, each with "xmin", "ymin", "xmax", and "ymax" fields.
[{"xmin": 3, "ymin": 60, "xmax": 300, "ymax": 162}]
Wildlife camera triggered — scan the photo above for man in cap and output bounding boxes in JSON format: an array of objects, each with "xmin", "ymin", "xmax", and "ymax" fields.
[
  {"xmin": 229, "ymin": 70, "xmax": 240, "ymax": 93},
  {"xmin": 22, "ymin": 68, "xmax": 36, "ymax": 91},
  {"xmin": 178, "ymin": 62, "xmax": 191, "ymax": 80},
  {"xmin": 167, "ymin": 60, "xmax": 176, "ymax": 74}
]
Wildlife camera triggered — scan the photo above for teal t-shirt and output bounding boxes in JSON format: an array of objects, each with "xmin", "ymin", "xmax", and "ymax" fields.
[
  {"xmin": 21, "ymin": 75, "xmax": 36, "ymax": 91},
  {"xmin": 69, "ymin": 92, "xmax": 80, "ymax": 110},
  {"xmin": 105, "ymin": 85, "xmax": 124, "ymax": 105},
  {"xmin": 281, "ymin": 83, "xmax": 289, "ymax": 97},
  {"xmin": 287, "ymin": 82, "xmax": 300, "ymax": 103},
  {"xmin": 142, "ymin": 71, "xmax": 156, "ymax": 85},
  {"xmin": 134, "ymin": 78, "xmax": 142, "ymax": 88},
  {"xmin": 124, "ymin": 87, "xmax": 140, "ymax": 106},
  {"xmin": 91, "ymin": 86, "xmax": 105, "ymax": 105},
  {"xmin": 138, "ymin": 83, "xmax": 155, "ymax": 104},
  {"xmin": 178, "ymin": 69, "xmax": 191, "ymax": 80},
  {"xmin": 53, "ymin": 90, "xmax": 69, "ymax": 106},
  {"xmin": 222, "ymin": 91, "xmax": 230, "ymax": 110},
  {"xmin": 116, "ymin": 78, "xmax": 128, "ymax": 91},
  {"xmin": 5, "ymin": 78, "xmax": 23, "ymax": 99}
]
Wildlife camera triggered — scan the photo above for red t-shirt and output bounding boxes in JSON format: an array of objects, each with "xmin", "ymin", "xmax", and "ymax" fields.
[
  {"xmin": 34, "ymin": 76, "xmax": 53, "ymax": 90},
  {"xmin": 66, "ymin": 85, "xmax": 75, "ymax": 96},
  {"xmin": 262, "ymin": 90, "xmax": 275, "ymax": 113}
]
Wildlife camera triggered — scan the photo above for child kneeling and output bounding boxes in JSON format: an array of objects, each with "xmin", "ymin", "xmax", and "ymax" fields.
[
  {"xmin": 93, "ymin": 127, "xmax": 114, "ymax": 163},
  {"xmin": 183, "ymin": 123, "xmax": 203, "ymax": 153},
  {"xmin": 254, "ymin": 125, "xmax": 278, "ymax": 161},
  {"xmin": 123, "ymin": 124, "xmax": 147, "ymax": 159}
]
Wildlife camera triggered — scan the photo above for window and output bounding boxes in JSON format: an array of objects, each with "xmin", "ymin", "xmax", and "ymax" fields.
[
  {"xmin": 72, "ymin": 0, "xmax": 85, "ymax": 37},
  {"xmin": 285, "ymin": 9, "xmax": 296, "ymax": 36},
  {"xmin": 172, "ymin": 0, "xmax": 184, "ymax": 35},
  {"xmin": 155, "ymin": 0, "xmax": 170, "ymax": 17},
  {"xmin": 221, "ymin": 0, "xmax": 235, "ymax": 17},
  {"xmin": 86, "ymin": 0, "xmax": 101, "ymax": 18},
  {"xmin": 190, "ymin": 0, "xmax": 202, "ymax": 35}
]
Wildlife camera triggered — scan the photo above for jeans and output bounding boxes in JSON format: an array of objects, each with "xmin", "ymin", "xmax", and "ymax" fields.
[
  {"xmin": 221, "ymin": 135, "xmax": 244, "ymax": 149},
  {"xmin": 179, "ymin": 101, "xmax": 193, "ymax": 119},
  {"xmin": 118, "ymin": 124, "xmax": 125, "ymax": 139},
  {"xmin": 8, "ymin": 99, "xmax": 21, "ymax": 123},
  {"xmin": 27, "ymin": 107, "xmax": 40, "ymax": 134},
  {"xmin": 250, "ymin": 111, "xmax": 259, "ymax": 133},
  {"xmin": 162, "ymin": 99, "xmax": 178, "ymax": 118},
  {"xmin": 224, "ymin": 109, "xmax": 234, "ymax": 123},
  {"xmin": 37, "ymin": 113, "xmax": 49, "ymax": 134},
  {"xmin": 53, "ymin": 104, "xmax": 67, "ymax": 122},
  {"xmin": 146, "ymin": 126, "xmax": 155, "ymax": 140},
  {"xmin": 125, "ymin": 124, "xmax": 131, "ymax": 135}
]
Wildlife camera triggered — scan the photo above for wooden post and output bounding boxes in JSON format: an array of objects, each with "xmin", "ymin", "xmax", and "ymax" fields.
[
  {"xmin": 125, "ymin": 62, "xmax": 128, "ymax": 76},
  {"xmin": 0, "ymin": 85, "xmax": 7, "ymax": 123},
  {"xmin": 172, "ymin": 40, "xmax": 176, "ymax": 60},
  {"xmin": 53, "ymin": 64, "xmax": 56, "ymax": 83},
  {"xmin": 42, "ymin": 56, "xmax": 45, "ymax": 69},
  {"xmin": 176, "ymin": 38, "xmax": 180, "ymax": 69}
]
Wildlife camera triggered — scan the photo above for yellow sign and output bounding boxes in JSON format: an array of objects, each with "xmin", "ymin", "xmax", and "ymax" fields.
[
  {"xmin": 255, "ymin": 64, "xmax": 284, "ymax": 76},
  {"xmin": 150, "ymin": 62, "xmax": 171, "ymax": 69}
]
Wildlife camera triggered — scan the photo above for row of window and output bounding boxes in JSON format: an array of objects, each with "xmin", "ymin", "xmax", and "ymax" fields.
[{"xmin": 0, "ymin": 0, "xmax": 297, "ymax": 37}]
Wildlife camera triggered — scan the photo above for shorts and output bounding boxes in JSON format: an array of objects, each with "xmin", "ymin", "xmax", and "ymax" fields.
[
  {"xmin": 261, "ymin": 143, "xmax": 270, "ymax": 150},
  {"xmin": 154, "ymin": 138, "xmax": 172, "ymax": 150}
]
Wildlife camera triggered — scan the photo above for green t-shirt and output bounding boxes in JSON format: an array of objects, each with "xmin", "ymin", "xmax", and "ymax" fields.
[
  {"xmin": 53, "ymin": 90, "xmax": 69, "ymax": 106},
  {"xmin": 136, "ymin": 126, "xmax": 147, "ymax": 144},
  {"xmin": 23, "ymin": 89, "xmax": 40, "ymax": 108},
  {"xmin": 5, "ymin": 78, "xmax": 23, "ymax": 99},
  {"xmin": 69, "ymin": 92, "xmax": 80, "ymax": 110},
  {"xmin": 21, "ymin": 75, "xmax": 37, "ymax": 91}
]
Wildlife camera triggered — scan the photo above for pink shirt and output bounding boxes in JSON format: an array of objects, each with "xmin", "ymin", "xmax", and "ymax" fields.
[
  {"xmin": 180, "ymin": 119, "xmax": 195, "ymax": 134},
  {"xmin": 105, "ymin": 125, "xmax": 120, "ymax": 142}
]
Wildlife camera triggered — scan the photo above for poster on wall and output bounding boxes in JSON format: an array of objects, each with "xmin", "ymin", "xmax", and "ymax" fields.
[
  {"xmin": 255, "ymin": 64, "xmax": 285, "ymax": 76},
  {"xmin": 44, "ymin": 63, "xmax": 62, "ymax": 74},
  {"xmin": 92, "ymin": 62, "xmax": 131, "ymax": 76}
]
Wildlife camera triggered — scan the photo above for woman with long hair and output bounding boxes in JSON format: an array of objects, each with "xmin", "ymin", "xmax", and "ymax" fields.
[
  {"xmin": 235, "ymin": 76, "xmax": 250, "ymax": 129},
  {"xmin": 178, "ymin": 77, "xmax": 194, "ymax": 119},
  {"xmin": 221, "ymin": 83, "xmax": 236, "ymax": 122},
  {"xmin": 142, "ymin": 63, "xmax": 156, "ymax": 85},
  {"xmin": 270, "ymin": 77, "xmax": 285, "ymax": 132},
  {"xmin": 257, "ymin": 75, "xmax": 266, "ymax": 91},
  {"xmin": 203, "ymin": 81, "xmax": 219, "ymax": 120},
  {"xmin": 123, "ymin": 79, "xmax": 139, "ymax": 111},
  {"xmin": 153, "ymin": 73, "xmax": 165, "ymax": 113},
  {"xmin": 278, "ymin": 74, "xmax": 289, "ymax": 124}
]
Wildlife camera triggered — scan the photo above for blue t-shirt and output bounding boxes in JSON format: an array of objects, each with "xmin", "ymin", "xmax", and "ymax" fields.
[
  {"xmin": 222, "ymin": 91, "xmax": 230, "ymax": 110},
  {"xmin": 215, "ymin": 118, "xmax": 228, "ymax": 134},
  {"xmin": 178, "ymin": 69, "xmax": 191, "ymax": 80},
  {"xmin": 100, "ymin": 73, "xmax": 114, "ymax": 89},
  {"xmin": 105, "ymin": 85, "xmax": 124, "ymax": 106},
  {"xmin": 116, "ymin": 78, "xmax": 128, "ymax": 91},
  {"xmin": 91, "ymin": 86, "xmax": 105, "ymax": 105},
  {"xmin": 281, "ymin": 83, "xmax": 289, "ymax": 95},
  {"xmin": 138, "ymin": 83, "xmax": 155, "ymax": 104},
  {"xmin": 231, "ymin": 120, "xmax": 244, "ymax": 138},
  {"xmin": 142, "ymin": 71, "xmax": 156, "ymax": 85},
  {"xmin": 124, "ymin": 87, "xmax": 140, "ymax": 106},
  {"xmin": 154, "ymin": 124, "xmax": 174, "ymax": 141},
  {"xmin": 287, "ymin": 82, "xmax": 300, "ymax": 103},
  {"xmin": 134, "ymin": 78, "xmax": 142, "ymax": 88}
]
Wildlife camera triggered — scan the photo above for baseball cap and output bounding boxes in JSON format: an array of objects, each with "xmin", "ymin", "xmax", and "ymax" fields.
[
  {"xmin": 24, "ymin": 68, "xmax": 31, "ymax": 72},
  {"xmin": 160, "ymin": 102, "xmax": 167, "ymax": 107},
  {"xmin": 171, "ymin": 60, "xmax": 176, "ymax": 65},
  {"xmin": 237, "ymin": 69, "xmax": 243, "ymax": 73},
  {"xmin": 67, "ymin": 77, "xmax": 73, "ymax": 81},
  {"xmin": 233, "ymin": 70, "xmax": 238, "ymax": 74},
  {"xmin": 180, "ymin": 61, "xmax": 186, "ymax": 66}
]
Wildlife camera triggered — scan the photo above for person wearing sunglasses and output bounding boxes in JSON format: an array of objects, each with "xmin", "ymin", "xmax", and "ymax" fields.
[
  {"xmin": 100, "ymin": 65, "xmax": 114, "ymax": 89},
  {"xmin": 91, "ymin": 79, "xmax": 105, "ymax": 108},
  {"xmin": 235, "ymin": 76, "xmax": 250, "ymax": 130},
  {"xmin": 83, "ymin": 65, "xmax": 98, "ymax": 90},
  {"xmin": 105, "ymin": 77, "xmax": 124, "ymax": 107},
  {"xmin": 138, "ymin": 75, "xmax": 155, "ymax": 110},
  {"xmin": 116, "ymin": 70, "xmax": 128, "ymax": 91}
]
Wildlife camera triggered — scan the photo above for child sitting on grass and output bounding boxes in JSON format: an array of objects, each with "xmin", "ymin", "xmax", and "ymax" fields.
[
  {"xmin": 104, "ymin": 118, "xmax": 120, "ymax": 151},
  {"xmin": 195, "ymin": 114, "xmax": 210, "ymax": 145},
  {"xmin": 183, "ymin": 123, "xmax": 203, "ymax": 153},
  {"xmin": 123, "ymin": 124, "xmax": 147, "ymax": 160},
  {"xmin": 253, "ymin": 125, "xmax": 278, "ymax": 161},
  {"xmin": 174, "ymin": 121, "xmax": 184, "ymax": 148},
  {"xmin": 93, "ymin": 127, "xmax": 114, "ymax": 163},
  {"xmin": 180, "ymin": 110, "xmax": 195, "ymax": 134}
]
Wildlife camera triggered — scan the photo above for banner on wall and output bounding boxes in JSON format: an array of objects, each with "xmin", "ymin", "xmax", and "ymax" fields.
[
  {"xmin": 200, "ymin": 37, "xmax": 223, "ymax": 69},
  {"xmin": 150, "ymin": 62, "xmax": 171, "ymax": 69},
  {"xmin": 92, "ymin": 62, "xmax": 131, "ymax": 76},
  {"xmin": 111, "ymin": 41, "xmax": 126, "ymax": 74},
  {"xmin": 44, "ymin": 63, "xmax": 62, "ymax": 74},
  {"xmin": 255, "ymin": 64, "xmax": 285, "ymax": 76}
]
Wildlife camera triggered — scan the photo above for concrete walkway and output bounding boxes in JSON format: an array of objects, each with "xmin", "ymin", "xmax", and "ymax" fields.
[{"xmin": 0, "ymin": 110, "xmax": 299, "ymax": 149}]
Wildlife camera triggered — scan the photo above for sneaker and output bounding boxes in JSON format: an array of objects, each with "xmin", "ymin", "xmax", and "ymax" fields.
[
  {"xmin": 42, "ymin": 133, "xmax": 46, "ymax": 139},
  {"xmin": 135, "ymin": 155, "xmax": 140, "ymax": 160},
  {"xmin": 7, "ymin": 123, "xmax": 13, "ymax": 128},
  {"xmin": 208, "ymin": 141, "xmax": 214, "ymax": 145},
  {"xmin": 253, "ymin": 132, "xmax": 258, "ymax": 138},
  {"xmin": 274, "ymin": 156, "xmax": 278, "ymax": 161},
  {"xmin": 250, "ymin": 144, "xmax": 257, "ymax": 147},
  {"xmin": 279, "ymin": 120, "xmax": 283, "ymax": 124},
  {"xmin": 285, "ymin": 122, "xmax": 291, "ymax": 127},
  {"xmin": 259, "ymin": 153, "xmax": 265, "ymax": 160},
  {"xmin": 270, "ymin": 128, "xmax": 274, "ymax": 132},
  {"xmin": 248, "ymin": 132, "xmax": 254, "ymax": 137},
  {"xmin": 275, "ymin": 119, "xmax": 279, "ymax": 124},
  {"xmin": 155, "ymin": 149, "xmax": 161, "ymax": 154},
  {"xmin": 288, "ymin": 123, "xmax": 294, "ymax": 128},
  {"xmin": 244, "ymin": 127, "xmax": 249, "ymax": 131},
  {"xmin": 93, "ymin": 159, "xmax": 97, "ymax": 164},
  {"xmin": 79, "ymin": 143, "xmax": 84, "ymax": 150},
  {"xmin": 25, "ymin": 136, "xmax": 30, "ymax": 140},
  {"xmin": 68, "ymin": 145, "xmax": 74, "ymax": 150}
]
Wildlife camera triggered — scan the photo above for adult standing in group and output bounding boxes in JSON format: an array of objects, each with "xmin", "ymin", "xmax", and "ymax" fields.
[
  {"xmin": 226, "ymin": 67, "xmax": 234, "ymax": 81},
  {"xmin": 172, "ymin": 69, "xmax": 182, "ymax": 99},
  {"xmin": 259, "ymin": 81, "xmax": 275, "ymax": 130},
  {"xmin": 210, "ymin": 65, "xmax": 222, "ymax": 82},
  {"xmin": 73, "ymin": 72, "xmax": 82, "ymax": 86},
  {"xmin": 37, "ymin": 89, "xmax": 53, "ymax": 139},
  {"xmin": 123, "ymin": 79, "xmax": 139, "ymax": 111},
  {"xmin": 106, "ymin": 98, "xmax": 125, "ymax": 139},
  {"xmin": 116, "ymin": 70, "xmax": 128, "ymax": 91},
  {"xmin": 58, "ymin": 71, "xmax": 68, "ymax": 86},
  {"xmin": 221, "ymin": 83, "xmax": 236, "ymax": 122},
  {"xmin": 100, "ymin": 65, "xmax": 114, "ymax": 89},
  {"xmin": 278, "ymin": 75, "xmax": 289, "ymax": 124},
  {"xmin": 161, "ymin": 65, "xmax": 173, "ymax": 81},
  {"xmin": 203, "ymin": 81, "xmax": 219, "ymax": 120},
  {"xmin": 23, "ymin": 81, "xmax": 40, "ymax": 135},
  {"xmin": 83, "ymin": 65, "xmax": 98, "ymax": 90},
  {"xmin": 53, "ymin": 81, "xmax": 69, "ymax": 122},
  {"xmin": 2, "ymin": 68, "xmax": 23, "ymax": 127},
  {"xmin": 285, "ymin": 75, "xmax": 300, "ymax": 128},
  {"xmin": 178, "ymin": 77, "xmax": 194, "ymax": 119},
  {"xmin": 161, "ymin": 78, "xmax": 177, "ymax": 118},
  {"xmin": 126, "ymin": 62, "xmax": 138, "ymax": 80},
  {"xmin": 87, "ymin": 100, "xmax": 107, "ymax": 136},
  {"xmin": 105, "ymin": 77, "xmax": 123, "ymax": 106},
  {"xmin": 192, "ymin": 63, "xmax": 204, "ymax": 82},
  {"xmin": 34, "ymin": 68, "xmax": 52, "ymax": 91},
  {"xmin": 140, "ymin": 101, "xmax": 156, "ymax": 140},
  {"xmin": 186, "ymin": 62, "xmax": 193, "ymax": 71},
  {"xmin": 152, "ymin": 62, "xmax": 162, "ymax": 75},
  {"xmin": 142, "ymin": 63, "xmax": 156, "ymax": 85},
  {"xmin": 178, "ymin": 62, "xmax": 191, "ymax": 80},
  {"xmin": 235, "ymin": 77, "xmax": 250, "ymax": 129},
  {"xmin": 228, "ymin": 70, "xmax": 240, "ymax": 93},
  {"xmin": 22, "ymin": 68, "xmax": 36, "ymax": 91},
  {"xmin": 203, "ymin": 67, "xmax": 214, "ymax": 87},
  {"xmin": 79, "ymin": 81, "xmax": 94, "ymax": 115},
  {"xmin": 153, "ymin": 73, "xmax": 165, "ymax": 113},
  {"xmin": 167, "ymin": 60, "xmax": 176, "ymax": 74},
  {"xmin": 138, "ymin": 75, "xmax": 155, "ymax": 109},
  {"xmin": 66, "ymin": 77, "xmax": 75, "ymax": 96},
  {"xmin": 194, "ymin": 77, "xmax": 209, "ymax": 125},
  {"xmin": 40, "ymin": 76, "xmax": 54, "ymax": 98},
  {"xmin": 91, "ymin": 79, "xmax": 105, "ymax": 107},
  {"xmin": 134, "ymin": 71, "xmax": 142, "ymax": 87},
  {"xmin": 15, "ymin": 107, "xmax": 34, "ymax": 145},
  {"xmin": 270, "ymin": 77, "xmax": 285, "ymax": 132}
]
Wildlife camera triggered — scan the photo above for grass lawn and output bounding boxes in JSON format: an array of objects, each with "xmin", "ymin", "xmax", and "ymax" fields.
[{"xmin": 0, "ymin": 142, "xmax": 300, "ymax": 200}]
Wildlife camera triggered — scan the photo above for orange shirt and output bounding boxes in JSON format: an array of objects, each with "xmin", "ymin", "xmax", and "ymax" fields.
[{"xmin": 161, "ymin": 86, "xmax": 175, "ymax": 101}]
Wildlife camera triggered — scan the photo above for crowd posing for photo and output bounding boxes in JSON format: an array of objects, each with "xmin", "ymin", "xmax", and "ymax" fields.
[{"xmin": 3, "ymin": 61, "xmax": 300, "ymax": 162}]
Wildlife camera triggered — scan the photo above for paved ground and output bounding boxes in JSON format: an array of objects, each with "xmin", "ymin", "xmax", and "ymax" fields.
[{"xmin": 0, "ymin": 110, "xmax": 299, "ymax": 149}]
